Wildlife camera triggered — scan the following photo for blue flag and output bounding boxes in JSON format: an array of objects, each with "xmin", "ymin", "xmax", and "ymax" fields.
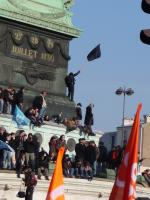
[
  {"xmin": 0, "ymin": 140, "xmax": 15, "ymax": 152},
  {"xmin": 13, "ymin": 106, "xmax": 30, "ymax": 126}
]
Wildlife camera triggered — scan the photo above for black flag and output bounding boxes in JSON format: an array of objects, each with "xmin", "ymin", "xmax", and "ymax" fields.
[{"xmin": 87, "ymin": 44, "xmax": 101, "ymax": 61}]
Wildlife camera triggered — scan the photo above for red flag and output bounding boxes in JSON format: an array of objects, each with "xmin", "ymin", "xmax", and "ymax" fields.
[
  {"xmin": 109, "ymin": 103, "xmax": 142, "ymax": 200},
  {"xmin": 46, "ymin": 147, "xmax": 65, "ymax": 200}
]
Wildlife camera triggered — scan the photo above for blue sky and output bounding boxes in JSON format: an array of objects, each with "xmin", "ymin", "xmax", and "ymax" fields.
[{"xmin": 68, "ymin": 0, "xmax": 150, "ymax": 132}]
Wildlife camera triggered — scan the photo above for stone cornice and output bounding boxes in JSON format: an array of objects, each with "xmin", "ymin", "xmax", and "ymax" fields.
[{"xmin": 0, "ymin": 8, "xmax": 80, "ymax": 37}]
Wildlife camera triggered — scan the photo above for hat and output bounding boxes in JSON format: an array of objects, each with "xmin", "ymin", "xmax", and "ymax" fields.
[
  {"xmin": 69, "ymin": 72, "xmax": 73, "ymax": 76},
  {"xmin": 77, "ymin": 103, "xmax": 82, "ymax": 107}
]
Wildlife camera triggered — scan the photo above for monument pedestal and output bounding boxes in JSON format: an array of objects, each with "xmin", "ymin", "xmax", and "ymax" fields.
[
  {"xmin": 0, "ymin": 0, "xmax": 80, "ymax": 118},
  {"xmin": 0, "ymin": 17, "xmax": 76, "ymax": 117}
]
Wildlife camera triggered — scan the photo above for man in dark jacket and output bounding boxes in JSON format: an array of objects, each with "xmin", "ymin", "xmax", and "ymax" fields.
[
  {"xmin": 0, "ymin": 127, "xmax": 7, "ymax": 142},
  {"xmin": 75, "ymin": 138, "xmax": 86, "ymax": 161},
  {"xmin": 23, "ymin": 167, "xmax": 37, "ymax": 200},
  {"xmin": 15, "ymin": 87, "xmax": 24, "ymax": 110},
  {"xmin": 65, "ymin": 70, "xmax": 80, "ymax": 101},
  {"xmin": 84, "ymin": 103, "xmax": 94, "ymax": 135},
  {"xmin": 23, "ymin": 133, "xmax": 36, "ymax": 170},
  {"xmin": 75, "ymin": 103, "xmax": 82, "ymax": 121},
  {"xmin": 3, "ymin": 87, "xmax": 14, "ymax": 114},
  {"xmin": 37, "ymin": 149, "xmax": 49, "ymax": 180},
  {"xmin": 97, "ymin": 141, "xmax": 108, "ymax": 173},
  {"xmin": 85, "ymin": 141, "xmax": 98, "ymax": 176},
  {"xmin": 32, "ymin": 91, "xmax": 47, "ymax": 123}
]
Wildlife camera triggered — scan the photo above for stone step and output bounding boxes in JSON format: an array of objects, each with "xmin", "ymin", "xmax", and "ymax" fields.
[{"xmin": 0, "ymin": 173, "xmax": 150, "ymax": 200}]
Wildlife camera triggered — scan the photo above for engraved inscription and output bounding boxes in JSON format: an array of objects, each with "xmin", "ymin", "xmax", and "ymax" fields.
[
  {"xmin": 11, "ymin": 45, "xmax": 55, "ymax": 63},
  {"xmin": 40, "ymin": 52, "xmax": 54, "ymax": 62},
  {"xmin": 11, "ymin": 46, "xmax": 37, "ymax": 60}
]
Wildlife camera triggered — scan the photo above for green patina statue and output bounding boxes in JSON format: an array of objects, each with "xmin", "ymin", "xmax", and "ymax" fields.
[{"xmin": 0, "ymin": 0, "xmax": 80, "ymax": 37}]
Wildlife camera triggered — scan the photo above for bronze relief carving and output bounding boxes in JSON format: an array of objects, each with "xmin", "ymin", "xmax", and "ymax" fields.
[
  {"xmin": 11, "ymin": 30, "xmax": 24, "ymax": 45},
  {"xmin": 46, "ymin": 38, "xmax": 54, "ymax": 49},
  {"xmin": 28, "ymin": 35, "xmax": 40, "ymax": 50},
  {"xmin": 14, "ymin": 66, "xmax": 55, "ymax": 85},
  {"xmin": 67, "ymin": 138, "xmax": 76, "ymax": 152},
  {"xmin": 25, "ymin": 67, "xmax": 55, "ymax": 85},
  {"xmin": 43, "ymin": 38, "xmax": 70, "ymax": 61},
  {"xmin": 56, "ymin": 42, "xmax": 71, "ymax": 61},
  {"xmin": 6, "ymin": 27, "xmax": 70, "ymax": 64},
  {"xmin": 43, "ymin": 38, "xmax": 55, "ymax": 54}
]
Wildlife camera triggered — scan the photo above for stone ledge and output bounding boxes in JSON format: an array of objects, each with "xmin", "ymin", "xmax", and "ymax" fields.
[{"xmin": 0, "ymin": 172, "xmax": 150, "ymax": 200}]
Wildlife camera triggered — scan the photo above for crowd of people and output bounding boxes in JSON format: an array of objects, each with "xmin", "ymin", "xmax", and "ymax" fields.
[
  {"xmin": 0, "ymin": 78, "xmax": 100, "ymax": 183},
  {"xmin": 0, "ymin": 86, "xmax": 24, "ymax": 115},
  {"xmin": 65, "ymin": 138, "xmax": 125, "ymax": 180},
  {"xmin": 142, "ymin": 169, "xmax": 150, "ymax": 187},
  {"xmin": 0, "ymin": 126, "xmax": 150, "ymax": 200},
  {"xmin": 0, "ymin": 126, "xmax": 126, "ymax": 181},
  {"xmin": 0, "ymin": 85, "xmax": 96, "ymax": 137},
  {"xmin": 0, "ymin": 73, "xmax": 149, "ymax": 200}
]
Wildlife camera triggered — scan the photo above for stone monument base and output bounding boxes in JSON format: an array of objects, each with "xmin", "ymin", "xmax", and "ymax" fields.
[{"xmin": 0, "ymin": 17, "xmax": 76, "ymax": 118}]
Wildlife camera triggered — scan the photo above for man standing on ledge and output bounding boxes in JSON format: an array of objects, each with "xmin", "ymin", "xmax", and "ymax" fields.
[
  {"xmin": 65, "ymin": 70, "xmax": 80, "ymax": 101},
  {"xmin": 32, "ymin": 91, "xmax": 47, "ymax": 123},
  {"xmin": 84, "ymin": 103, "xmax": 94, "ymax": 135}
]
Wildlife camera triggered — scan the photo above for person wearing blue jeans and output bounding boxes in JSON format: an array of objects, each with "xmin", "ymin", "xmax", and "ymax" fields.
[
  {"xmin": 74, "ymin": 160, "xmax": 84, "ymax": 178},
  {"xmin": 64, "ymin": 167, "xmax": 74, "ymax": 177},
  {"xmin": 39, "ymin": 107, "xmax": 46, "ymax": 123},
  {"xmin": 3, "ymin": 150, "xmax": 11, "ymax": 169},
  {"xmin": 32, "ymin": 91, "xmax": 47, "ymax": 123},
  {"xmin": 92, "ymin": 160, "xmax": 97, "ymax": 176},
  {"xmin": 83, "ymin": 161, "xmax": 93, "ymax": 180},
  {"xmin": 63, "ymin": 158, "xmax": 75, "ymax": 178}
]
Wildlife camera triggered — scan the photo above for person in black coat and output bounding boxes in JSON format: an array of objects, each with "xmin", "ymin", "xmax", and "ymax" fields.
[
  {"xmin": 23, "ymin": 133, "xmax": 36, "ymax": 170},
  {"xmin": 65, "ymin": 70, "xmax": 80, "ymax": 101},
  {"xmin": 84, "ymin": 104, "xmax": 94, "ymax": 126},
  {"xmin": 15, "ymin": 87, "xmax": 24, "ymax": 110},
  {"xmin": 3, "ymin": 87, "xmax": 14, "ymax": 114},
  {"xmin": 84, "ymin": 104, "xmax": 94, "ymax": 135},
  {"xmin": 97, "ymin": 141, "xmax": 108, "ymax": 173},
  {"xmin": 85, "ymin": 141, "xmax": 97, "ymax": 176},
  {"xmin": 75, "ymin": 103, "xmax": 82, "ymax": 121},
  {"xmin": 0, "ymin": 127, "xmax": 7, "ymax": 142},
  {"xmin": 37, "ymin": 149, "xmax": 49, "ymax": 180},
  {"xmin": 23, "ymin": 167, "xmax": 37, "ymax": 200},
  {"xmin": 75, "ymin": 138, "xmax": 86, "ymax": 161},
  {"xmin": 32, "ymin": 91, "xmax": 47, "ymax": 123}
]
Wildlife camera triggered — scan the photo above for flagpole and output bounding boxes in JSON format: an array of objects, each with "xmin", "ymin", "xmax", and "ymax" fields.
[
  {"xmin": 122, "ymin": 90, "xmax": 126, "ymax": 146},
  {"xmin": 115, "ymin": 87, "xmax": 134, "ymax": 147}
]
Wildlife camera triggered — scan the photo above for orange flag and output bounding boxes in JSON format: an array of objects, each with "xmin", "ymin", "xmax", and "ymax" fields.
[
  {"xmin": 109, "ymin": 103, "xmax": 142, "ymax": 200},
  {"xmin": 46, "ymin": 147, "xmax": 65, "ymax": 200}
]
